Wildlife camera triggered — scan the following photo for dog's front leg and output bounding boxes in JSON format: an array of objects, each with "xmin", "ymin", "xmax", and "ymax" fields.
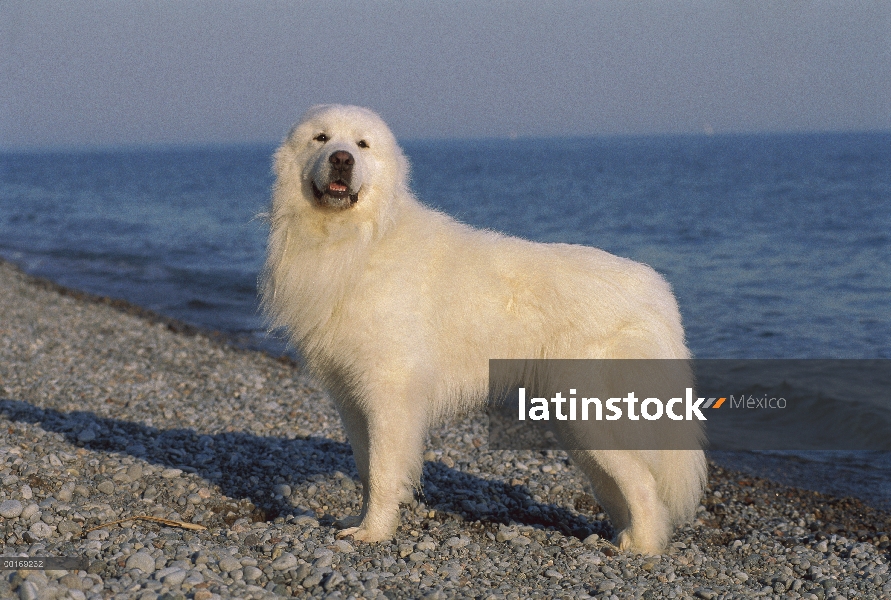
[{"xmin": 335, "ymin": 384, "xmax": 427, "ymax": 542}]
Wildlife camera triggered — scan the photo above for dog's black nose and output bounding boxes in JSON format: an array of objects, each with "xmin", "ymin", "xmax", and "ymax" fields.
[{"xmin": 329, "ymin": 151, "xmax": 354, "ymax": 168}]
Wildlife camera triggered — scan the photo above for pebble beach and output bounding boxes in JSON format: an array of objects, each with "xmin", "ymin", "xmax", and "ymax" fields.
[{"xmin": 1, "ymin": 258, "xmax": 889, "ymax": 600}]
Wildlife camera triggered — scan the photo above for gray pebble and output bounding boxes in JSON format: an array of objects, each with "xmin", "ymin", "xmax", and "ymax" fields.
[
  {"xmin": 58, "ymin": 574, "xmax": 83, "ymax": 591},
  {"xmin": 302, "ymin": 572, "xmax": 324, "ymax": 589},
  {"xmin": 0, "ymin": 499, "xmax": 23, "ymax": 518},
  {"xmin": 126, "ymin": 444, "xmax": 146, "ymax": 456},
  {"xmin": 125, "ymin": 551, "xmax": 156, "ymax": 574},
  {"xmin": 56, "ymin": 483, "xmax": 74, "ymax": 502},
  {"xmin": 77, "ymin": 429, "xmax": 96, "ymax": 443},
  {"xmin": 57, "ymin": 519, "xmax": 81, "ymax": 535},
  {"xmin": 271, "ymin": 552, "xmax": 298, "ymax": 570},
  {"xmin": 96, "ymin": 480, "xmax": 115, "ymax": 495},
  {"xmin": 292, "ymin": 563, "xmax": 312, "ymax": 583},
  {"xmin": 324, "ymin": 570, "xmax": 345, "ymax": 591},
  {"xmin": 292, "ymin": 515, "xmax": 318, "ymax": 527},
  {"xmin": 161, "ymin": 568, "xmax": 188, "ymax": 587},
  {"xmin": 243, "ymin": 566, "xmax": 263, "ymax": 581},
  {"xmin": 313, "ymin": 553, "xmax": 333, "ymax": 568},
  {"xmin": 218, "ymin": 556, "xmax": 241, "ymax": 572},
  {"xmin": 24, "ymin": 571, "xmax": 48, "ymax": 587},
  {"xmin": 153, "ymin": 566, "xmax": 180, "ymax": 580},
  {"xmin": 28, "ymin": 522, "xmax": 52, "ymax": 539},
  {"xmin": 18, "ymin": 580, "xmax": 39, "ymax": 600},
  {"xmin": 20, "ymin": 503, "xmax": 39, "ymax": 520},
  {"xmin": 127, "ymin": 464, "xmax": 143, "ymax": 480}
]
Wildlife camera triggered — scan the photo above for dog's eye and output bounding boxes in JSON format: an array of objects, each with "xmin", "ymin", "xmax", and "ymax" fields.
[
  {"xmin": 314, "ymin": 133, "xmax": 328, "ymax": 143},
  {"xmin": 357, "ymin": 140, "xmax": 369, "ymax": 149}
]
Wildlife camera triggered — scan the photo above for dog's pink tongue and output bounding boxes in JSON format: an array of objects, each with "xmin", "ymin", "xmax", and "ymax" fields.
[{"xmin": 328, "ymin": 182, "xmax": 348, "ymax": 193}]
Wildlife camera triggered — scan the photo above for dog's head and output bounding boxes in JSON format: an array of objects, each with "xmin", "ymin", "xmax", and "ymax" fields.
[
  {"xmin": 261, "ymin": 105, "xmax": 411, "ymax": 342},
  {"xmin": 273, "ymin": 105, "xmax": 409, "ymax": 214}
]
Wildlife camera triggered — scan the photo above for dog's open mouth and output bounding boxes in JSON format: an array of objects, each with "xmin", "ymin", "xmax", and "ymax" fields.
[{"xmin": 312, "ymin": 181, "xmax": 359, "ymax": 207}]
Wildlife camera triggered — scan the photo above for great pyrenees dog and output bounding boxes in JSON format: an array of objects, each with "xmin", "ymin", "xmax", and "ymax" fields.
[{"xmin": 261, "ymin": 104, "xmax": 706, "ymax": 554}]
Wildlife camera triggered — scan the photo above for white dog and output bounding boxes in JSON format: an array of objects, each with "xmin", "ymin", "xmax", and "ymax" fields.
[{"xmin": 261, "ymin": 104, "xmax": 706, "ymax": 553}]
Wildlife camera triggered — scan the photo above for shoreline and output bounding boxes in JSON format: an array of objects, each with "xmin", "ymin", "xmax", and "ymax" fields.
[
  {"xmin": 0, "ymin": 257, "xmax": 297, "ymax": 368},
  {"xmin": 1, "ymin": 258, "xmax": 888, "ymax": 599}
]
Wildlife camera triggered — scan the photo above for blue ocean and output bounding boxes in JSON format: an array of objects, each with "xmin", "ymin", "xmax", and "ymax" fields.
[{"xmin": 2, "ymin": 133, "xmax": 890, "ymax": 506}]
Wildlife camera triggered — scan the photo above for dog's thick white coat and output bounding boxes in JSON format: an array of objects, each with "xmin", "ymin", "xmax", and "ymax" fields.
[{"xmin": 262, "ymin": 104, "xmax": 706, "ymax": 553}]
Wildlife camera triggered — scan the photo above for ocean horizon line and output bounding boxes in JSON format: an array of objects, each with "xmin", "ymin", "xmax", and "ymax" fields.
[{"xmin": 3, "ymin": 127, "xmax": 890, "ymax": 155}]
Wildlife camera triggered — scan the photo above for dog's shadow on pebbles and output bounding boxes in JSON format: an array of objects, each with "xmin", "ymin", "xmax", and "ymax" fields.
[
  {"xmin": 420, "ymin": 462, "xmax": 607, "ymax": 541},
  {"xmin": 2, "ymin": 399, "xmax": 606, "ymax": 540}
]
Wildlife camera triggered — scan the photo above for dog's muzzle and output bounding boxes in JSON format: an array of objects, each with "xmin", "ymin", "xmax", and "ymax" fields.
[{"xmin": 312, "ymin": 150, "xmax": 360, "ymax": 208}]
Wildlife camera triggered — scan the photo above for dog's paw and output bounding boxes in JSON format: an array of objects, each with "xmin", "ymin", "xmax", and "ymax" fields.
[
  {"xmin": 615, "ymin": 527, "xmax": 665, "ymax": 555},
  {"xmin": 335, "ymin": 526, "xmax": 393, "ymax": 543}
]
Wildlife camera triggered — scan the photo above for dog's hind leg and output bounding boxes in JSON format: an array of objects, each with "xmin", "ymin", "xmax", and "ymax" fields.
[{"xmin": 569, "ymin": 449, "xmax": 672, "ymax": 554}]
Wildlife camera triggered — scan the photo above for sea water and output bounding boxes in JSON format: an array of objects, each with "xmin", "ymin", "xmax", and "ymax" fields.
[{"xmin": 2, "ymin": 132, "xmax": 889, "ymax": 505}]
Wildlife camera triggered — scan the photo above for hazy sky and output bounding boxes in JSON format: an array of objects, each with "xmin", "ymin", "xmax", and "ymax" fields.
[{"xmin": 2, "ymin": 1, "xmax": 889, "ymax": 149}]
